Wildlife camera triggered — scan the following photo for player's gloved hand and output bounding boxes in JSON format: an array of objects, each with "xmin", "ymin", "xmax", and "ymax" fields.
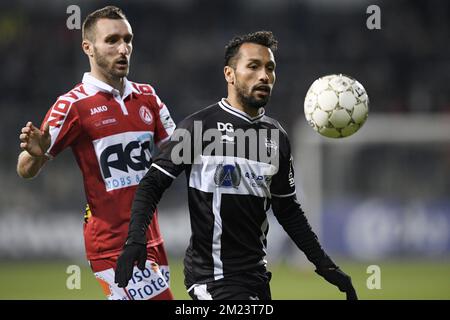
[
  {"xmin": 315, "ymin": 260, "xmax": 358, "ymax": 300},
  {"xmin": 114, "ymin": 242, "xmax": 147, "ymax": 288}
]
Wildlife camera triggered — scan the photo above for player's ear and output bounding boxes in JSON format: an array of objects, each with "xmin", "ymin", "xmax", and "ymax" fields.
[
  {"xmin": 82, "ymin": 40, "xmax": 94, "ymax": 57},
  {"xmin": 224, "ymin": 66, "xmax": 235, "ymax": 85}
]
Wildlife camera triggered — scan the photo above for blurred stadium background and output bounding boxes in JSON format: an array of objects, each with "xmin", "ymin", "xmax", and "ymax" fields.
[{"xmin": 0, "ymin": 0, "xmax": 449, "ymax": 299}]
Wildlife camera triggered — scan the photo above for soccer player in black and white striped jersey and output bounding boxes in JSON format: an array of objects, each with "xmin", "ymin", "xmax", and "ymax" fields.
[{"xmin": 115, "ymin": 31, "xmax": 357, "ymax": 300}]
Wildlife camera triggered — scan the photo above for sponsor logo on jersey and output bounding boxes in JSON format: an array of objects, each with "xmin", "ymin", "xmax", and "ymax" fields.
[
  {"xmin": 288, "ymin": 156, "xmax": 295, "ymax": 188},
  {"xmin": 244, "ymin": 171, "xmax": 272, "ymax": 188},
  {"xmin": 217, "ymin": 122, "xmax": 235, "ymax": 144},
  {"xmin": 214, "ymin": 163, "xmax": 241, "ymax": 188},
  {"xmin": 217, "ymin": 122, "xmax": 234, "ymax": 133},
  {"xmin": 90, "ymin": 105, "xmax": 108, "ymax": 115},
  {"xmin": 127, "ymin": 264, "xmax": 170, "ymax": 300},
  {"xmin": 93, "ymin": 261, "xmax": 170, "ymax": 300},
  {"xmin": 93, "ymin": 131, "xmax": 154, "ymax": 191},
  {"xmin": 139, "ymin": 106, "xmax": 153, "ymax": 125},
  {"xmin": 189, "ymin": 156, "xmax": 277, "ymax": 197},
  {"xmin": 47, "ymin": 86, "xmax": 88, "ymax": 128},
  {"xmin": 93, "ymin": 118, "xmax": 118, "ymax": 128}
]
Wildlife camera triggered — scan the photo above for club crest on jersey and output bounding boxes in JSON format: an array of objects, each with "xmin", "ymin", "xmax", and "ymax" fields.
[
  {"xmin": 139, "ymin": 106, "xmax": 153, "ymax": 125},
  {"xmin": 265, "ymin": 138, "xmax": 278, "ymax": 157},
  {"xmin": 90, "ymin": 105, "xmax": 108, "ymax": 115},
  {"xmin": 214, "ymin": 163, "xmax": 241, "ymax": 188}
]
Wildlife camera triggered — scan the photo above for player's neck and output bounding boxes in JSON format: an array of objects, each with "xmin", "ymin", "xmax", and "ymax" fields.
[
  {"xmin": 225, "ymin": 96, "xmax": 259, "ymax": 118},
  {"xmin": 90, "ymin": 69, "xmax": 125, "ymax": 96}
]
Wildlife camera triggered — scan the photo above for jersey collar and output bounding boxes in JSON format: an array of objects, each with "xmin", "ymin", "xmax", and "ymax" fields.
[
  {"xmin": 82, "ymin": 73, "xmax": 138, "ymax": 99},
  {"xmin": 219, "ymin": 98, "xmax": 265, "ymax": 123}
]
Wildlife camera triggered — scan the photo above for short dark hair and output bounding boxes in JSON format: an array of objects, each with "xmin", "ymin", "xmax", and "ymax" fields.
[
  {"xmin": 82, "ymin": 6, "xmax": 128, "ymax": 41},
  {"xmin": 224, "ymin": 31, "xmax": 278, "ymax": 67}
]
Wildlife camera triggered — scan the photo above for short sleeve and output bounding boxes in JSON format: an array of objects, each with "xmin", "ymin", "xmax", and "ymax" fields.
[
  {"xmin": 42, "ymin": 98, "xmax": 81, "ymax": 158},
  {"xmin": 149, "ymin": 89, "xmax": 176, "ymax": 148}
]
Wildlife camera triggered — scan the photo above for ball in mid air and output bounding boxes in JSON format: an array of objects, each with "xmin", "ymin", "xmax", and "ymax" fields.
[{"xmin": 304, "ymin": 74, "xmax": 369, "ymax": 138}]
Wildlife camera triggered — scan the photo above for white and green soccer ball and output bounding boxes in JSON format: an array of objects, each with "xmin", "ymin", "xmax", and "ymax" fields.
[{"xmin": 304, "ymin": 74, "xmax": 369, "ymax": 138}]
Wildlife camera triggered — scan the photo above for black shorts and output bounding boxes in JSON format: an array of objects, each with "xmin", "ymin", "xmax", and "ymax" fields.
[{"xmin": 187, "ymin": 269, "xmax": 272, "ymax": 300}]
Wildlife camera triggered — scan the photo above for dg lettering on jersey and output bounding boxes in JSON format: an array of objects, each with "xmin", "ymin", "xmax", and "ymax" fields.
[
  {"xmin": 93, "ymin": 131, "xmax": 155, "ymax": 191},
  {"xmin": 217, "ymin": 122, "xmax": 234, "ymax": 133}
]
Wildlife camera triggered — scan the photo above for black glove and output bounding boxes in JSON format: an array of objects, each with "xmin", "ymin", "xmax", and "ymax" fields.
[
  {"xmin": 315, "ymin": 266, "xmax": 358, "ymax": 300},
  {"xmin": 114, "ymin": 242, "xmax": 147, "ymax": 288}
]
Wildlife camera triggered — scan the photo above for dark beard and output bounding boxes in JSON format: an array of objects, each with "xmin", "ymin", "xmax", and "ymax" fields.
[
  {"xmin": 94, "ymin": 47, "xmax": 128, "ymax": 78},
  {"xmin": 236, "ymin": 83, "xmax": 270, "ymax": 110}
]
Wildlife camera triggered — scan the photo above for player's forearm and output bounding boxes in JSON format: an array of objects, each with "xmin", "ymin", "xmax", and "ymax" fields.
[
  {"xmin": 272, "ymin": 196, "xmax": 332, "ymax": 267},
  {"xmin": 128, "ymin": 165, "xmax": 175, "ymax": 244},
  {"xmin": 16, "ymin": 151, "xmax": 47, "ymax": 179}
]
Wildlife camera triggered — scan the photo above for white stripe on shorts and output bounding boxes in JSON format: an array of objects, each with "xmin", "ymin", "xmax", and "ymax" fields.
[{"xmin": 187, "ymin": 284, "xmax": 213, "ymax": 300}]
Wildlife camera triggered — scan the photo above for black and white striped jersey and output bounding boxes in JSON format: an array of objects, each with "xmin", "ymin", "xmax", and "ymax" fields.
[{"xmin": 129, "ymin": 98, "xmax": 329, "ymax": 288}]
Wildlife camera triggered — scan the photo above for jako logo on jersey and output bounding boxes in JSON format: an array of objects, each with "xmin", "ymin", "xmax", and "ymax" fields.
[
  {"xmin": 90, "ymin": 105, "xmax": 108, "ymax": 115},
  {"xmin": 139, "ymin": 106, "xmax": 153, "ymax": 125},
  {"xmin": 214, "ymin": 163, "xmax": 241, "ymax": 188},
  {"xmin": 93, "ymin": 131, "xmax": 154, "ymax": 191}
]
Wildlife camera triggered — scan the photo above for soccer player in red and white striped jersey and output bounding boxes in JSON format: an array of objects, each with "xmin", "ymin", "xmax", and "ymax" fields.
[{"xmin": 17, "ymin": 6, "xmax": 175, "ymax": 300}]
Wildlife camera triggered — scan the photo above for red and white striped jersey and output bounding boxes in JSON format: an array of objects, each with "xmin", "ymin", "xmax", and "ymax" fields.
[{"xmin": 41, "ymin": 73, "xmax": 176, "ymax": 260}]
